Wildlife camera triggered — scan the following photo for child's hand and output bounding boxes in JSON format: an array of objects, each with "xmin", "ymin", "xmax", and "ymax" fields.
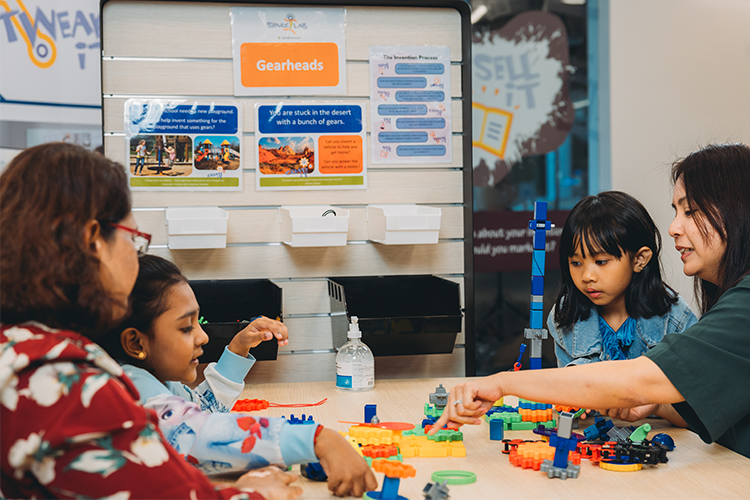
[
  {"xmin": 597, "ymin": 404, "xmax": 659, "ymax": 422},
  {"xmin": 429, "ymin": 377, "xmax": 503, "ymax": 433},
  {"xmin": 314, "ymin": 428, "xmax": 377, "ymax": 497},
  {"xmin": 579, "ymin": 409, "xmax": 595, "ymax": 420},
  {"xmin": 228, "ymin": 317, "xmax": 289, "ymax": 357},
  {"xmin": 235, "ymin": 466, "xmax": 302, "ymax": 500}
]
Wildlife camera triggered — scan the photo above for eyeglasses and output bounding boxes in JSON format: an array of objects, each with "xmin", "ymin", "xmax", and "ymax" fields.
[{"xmin": 109, "ymin": 223, "xmax": 152, "ymax": 255}]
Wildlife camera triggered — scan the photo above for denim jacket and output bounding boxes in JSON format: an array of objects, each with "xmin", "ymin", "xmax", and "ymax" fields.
[{"xmin": 549, "ymin": 295, "xmax": 698, "ymax": 367}]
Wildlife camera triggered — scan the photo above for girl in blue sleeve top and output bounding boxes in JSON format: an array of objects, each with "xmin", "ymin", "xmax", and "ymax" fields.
[{"xmin": 549, "ymin": 191, "xmax": 697, "ymax": 367}]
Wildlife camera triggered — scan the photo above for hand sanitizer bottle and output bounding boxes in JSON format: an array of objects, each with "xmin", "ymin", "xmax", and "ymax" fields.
[{"xmin": 335, "ymin": 316, "xmax": 374, "ymax": 391}]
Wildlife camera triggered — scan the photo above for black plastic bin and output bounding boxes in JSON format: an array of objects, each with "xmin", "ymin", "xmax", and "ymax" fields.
[
  {"xmin": 328, "ymin": 275, "xmax": 462, "ymax": 356},
  {"xmin": 189, "ymin": 279, "xmax": 282, "ymax": 363}
]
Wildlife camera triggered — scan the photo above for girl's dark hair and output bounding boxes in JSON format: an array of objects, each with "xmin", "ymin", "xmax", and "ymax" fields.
[
  {"xmin": 0, "ymin": 143, "xmax": 131, "ymax": 337},
  {"xmin": 671, "ymin": 143, "xmax": 750, "ymax": 313},
  {"xmin": 554, "ymin": 191, "xmax": 677, "ymax": 328},
  {"xmin": 101, "ymin": 254, "xmax": 188, "ymax": 362}
]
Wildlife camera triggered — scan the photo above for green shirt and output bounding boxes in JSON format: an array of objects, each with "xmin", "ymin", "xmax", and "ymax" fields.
[{"xmin": 647, "ymin": 275, "xmax": 750, "ymax": 458}]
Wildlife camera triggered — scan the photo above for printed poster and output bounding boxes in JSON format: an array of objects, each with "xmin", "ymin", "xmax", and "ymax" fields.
[
  {"xmin": 369, "ymin": 46, "xmax": 452, "ymax": 164},
  {"xmin": 231, "ymin": 7, "xmax": 346, "ymax": 96},
  {"xmin": 0, "ymin": 0, "xmax": 103, "ymax": 153},
  {"xmin": 255, "ymin": 102, "xmax": 366, "ymax": 190},
  {"xmin": 472, "ymin": 11, "xmax": 573, "ymax": 186},
  {"xmin": 124, "ymin": 100, "xmax": 242, "ymax": 191}
]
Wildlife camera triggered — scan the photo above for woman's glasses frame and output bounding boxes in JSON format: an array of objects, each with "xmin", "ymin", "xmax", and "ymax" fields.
[{"xmin": 109, "ymin": 223, "xmax": 152, "ymax": 255}]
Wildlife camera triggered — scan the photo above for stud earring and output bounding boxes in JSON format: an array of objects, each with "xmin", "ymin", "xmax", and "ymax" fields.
[{"xmin": 137, "ymin": 352, "xmax": 146, "ymax": 360}]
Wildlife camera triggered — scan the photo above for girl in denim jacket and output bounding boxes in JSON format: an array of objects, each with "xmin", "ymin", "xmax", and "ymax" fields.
[{"xmin": 549, "ymin": 191, "xmax": 697, "ymax": 367}]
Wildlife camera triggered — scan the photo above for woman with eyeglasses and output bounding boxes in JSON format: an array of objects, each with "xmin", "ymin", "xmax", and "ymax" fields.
[{"xmin": 0, "ymin": 143, "xmax": 299, "ymax": 499}]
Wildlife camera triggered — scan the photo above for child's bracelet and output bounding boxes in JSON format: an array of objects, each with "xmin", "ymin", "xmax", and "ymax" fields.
[{"xmin": 314, "ymin": 425, "xmax": 324, "ymax": 445}]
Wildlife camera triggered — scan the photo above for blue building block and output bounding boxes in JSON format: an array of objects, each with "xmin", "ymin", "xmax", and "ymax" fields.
[
  {"xmin": 519, "ymin": 400, "xmax": 552, "ymax": 410},
  {"xmin": 532, "ymin": 230, "xmax": 545, "ymax": 250},
  {"xmin": 583, "ymin": 416, "xmax": 614, "ymax": 442},
  {"xmin": 533, "ymin": 200, "xmax": 548, "ymax": 221},
  {"xmin": 285, "ymin": 414, "xmax": 315, "ymax": 425},
  {"xmin": 550, "ymin": 412, "xmax": 579, "ymax": 469},
  {"xmin": 531, "ymin": 275, "xmax": 545, "ymax": 295},
  {"xmin": 526, "ymin": 201, "xmax": 552, "ymax": 371},
  {"xmin": 366, "ymin": 475, "xmax": 407, "ymax": 500},
  {"xmin": 486, "ymin": 405, "xmax": 518, "ymax": 417},
  {"xmin": 301, "ymin": 462, "xmax": 328, "ymax": 481},
  {"xmin": 532, "ymin": 249, "xmax": 546, "ymax": 275},
  {"xmin": 365, "ymin": 404, "xmax": 377, "ymax": 424},
  {"xmin": 651, "ymin": 433, "xmax": 675, "ymax": 451},
  {"xmin": 422, "ymin": 416, "xmax": 437, "ymax": 428},
  {"xmin": 490, "ymin": 419, "xmax": 504, "ymax": 441},
  {"xmin": 530, "ymin": 309, "xmax": 544, "ymax": 329}
]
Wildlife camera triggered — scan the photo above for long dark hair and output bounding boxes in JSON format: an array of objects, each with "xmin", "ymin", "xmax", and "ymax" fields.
[
  {"xmin": 554, "ymin": 191, "xmax": 677, "ymax": 328},
  {"xmin": 671, "ymin": 143, "xmax": 750, "ymax": 313},
  {"xmin": 0, "ymin": 143, "xmax": 131, "ymax": 337},
  {"xmin": 101, "ymin": 254, "xmax": 187, "ymax": 362}
]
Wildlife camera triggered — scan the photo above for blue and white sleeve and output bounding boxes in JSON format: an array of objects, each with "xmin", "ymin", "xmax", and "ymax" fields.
[
  {"xmin": 175, "ymin": 346, "xmax": 256, "ymax": 412},
  {"xmin": 143, "ymin": 394, "xmax": 318, "ymax": 475}
]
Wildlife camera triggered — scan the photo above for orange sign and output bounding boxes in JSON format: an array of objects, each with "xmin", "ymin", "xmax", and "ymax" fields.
[
  {"xmin": 240, "ymin": 43, "xmax": 340, "ymax": 88},
  {"xmin": 319, "ymin": 136, "xmax": 363, "ymax": 174}
]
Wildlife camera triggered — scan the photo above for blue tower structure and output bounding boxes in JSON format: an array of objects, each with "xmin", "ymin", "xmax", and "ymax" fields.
[{"xmin": 525, "ymin": 201, "xmax": 552, "ymax": 370}]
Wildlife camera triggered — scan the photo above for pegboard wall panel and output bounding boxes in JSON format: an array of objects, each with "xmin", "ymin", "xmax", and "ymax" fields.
[{"xmin": 101, "ymin": 0, "xmax": 473, "ymax": 381}]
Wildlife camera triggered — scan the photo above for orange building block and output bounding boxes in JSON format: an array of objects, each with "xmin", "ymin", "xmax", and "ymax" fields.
[
  {"xmin": 362, "ymin": 444, "xmax": 399, "ymax": 459},
  {"xmin": 509, "ymin": 441, "xmax": 581, "ymax": 470},
  {"xmin": 372, "ymin": 460, "xmax": 416, "ymax": 479},
  {"xmin": 518, "ymin": 408, "xmax": 554, "ymax": 423}
]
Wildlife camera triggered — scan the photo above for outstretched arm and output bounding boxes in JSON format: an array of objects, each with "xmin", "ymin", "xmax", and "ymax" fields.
[{"xmin": 431, "ymin": 356, "xmax": 683, "ymax": 431}]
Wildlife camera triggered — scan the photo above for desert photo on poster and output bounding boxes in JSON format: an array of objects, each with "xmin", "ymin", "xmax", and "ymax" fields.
[{"xmin": 258, "ymin": 136, "xmax": 315, "ymax": 175}]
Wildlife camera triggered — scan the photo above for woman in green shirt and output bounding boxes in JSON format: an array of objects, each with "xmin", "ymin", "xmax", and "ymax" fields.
[{"xmin": 433, "ymin": 143, "xmax": 750, "ymax": 458}]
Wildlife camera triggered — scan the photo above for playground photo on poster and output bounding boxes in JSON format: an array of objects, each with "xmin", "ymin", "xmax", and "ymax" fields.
[
  {"xmin": 258, "ymin": 136, "xmax": 315, "ymax": 175},
  {"xmin": 194, "ymin": 136, "xmax": 241, "ymax": 170},
  {"xmin": 129, "ymin": 135, "xmax": 193, "ymax": 176}
]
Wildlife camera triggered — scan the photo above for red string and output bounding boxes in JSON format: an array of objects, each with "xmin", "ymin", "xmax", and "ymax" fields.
[
  {"xmin": 269, "ymin": 398, "xmax": 328, "ymax": 408},
  {"xmin": 232, "ymin": 398, "xmax": 328, "ymax": 412}
]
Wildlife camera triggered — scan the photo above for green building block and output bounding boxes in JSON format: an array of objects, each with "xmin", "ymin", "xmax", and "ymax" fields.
[
  {"xmin": 486, "ymin": 412, "xmax": 522, "ymax": 430},
  {"xmin": 405, "ymin": 427, "xmax": 463, "ymax": 442},
  {"xmin": 509, "ymin": 422, "xmax": 538, "ymax": 431},
  {"xmin": 424, "ymin": 403, "xmax": 445, "ymax": 419},
  {"xmin": 629, "ymin": 423, "xmax": 651, "ymax": 443},
  {"xmin": 539, "ymin": 420, "xmax": 557, "ymax": 429}
]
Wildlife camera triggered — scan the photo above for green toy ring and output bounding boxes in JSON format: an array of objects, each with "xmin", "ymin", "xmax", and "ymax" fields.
[{"xmin": 431, "ymin": 470, "xmax": 477, "ymax": 485}]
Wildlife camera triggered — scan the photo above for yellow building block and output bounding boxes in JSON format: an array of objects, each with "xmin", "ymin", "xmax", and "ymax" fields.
[
  {"xmin": 398, "ymin": 435, "xmax": 466, "ymax": 458},
  {"xmin": 600, "ymin": 462, "xmax": 643, "ymax": 472},
  {"xmin": 347, "ymin": 425, "xmax": 403, "ymax": 446}
]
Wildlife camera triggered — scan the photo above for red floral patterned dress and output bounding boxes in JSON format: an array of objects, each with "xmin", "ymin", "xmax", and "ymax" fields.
[{"xmin": 0, "ymin": 323, "xmax": 264, "ymax": 499}]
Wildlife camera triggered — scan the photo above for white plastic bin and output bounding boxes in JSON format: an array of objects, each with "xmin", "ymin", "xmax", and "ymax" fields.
[
  {"xmin": 166, "ymin": 207, "xmax": 228, "ymax": 249},
  {"xmin": 279, "ymin": 206, "xmax": 350, "ymax": 247},
  {"xmin": 367, "ymin": 204, "xmax": 442, "ymax": 245}
]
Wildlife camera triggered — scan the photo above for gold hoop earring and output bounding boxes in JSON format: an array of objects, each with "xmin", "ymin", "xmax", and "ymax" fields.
[{"xmin": 137, "ymin": 352, "xmax": 146, "ymax": 360}]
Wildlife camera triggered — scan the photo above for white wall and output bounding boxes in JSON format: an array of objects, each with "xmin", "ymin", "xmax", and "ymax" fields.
[{"xmin": 608, "ymin": 0, "xmax": 750, "ymax": 311}]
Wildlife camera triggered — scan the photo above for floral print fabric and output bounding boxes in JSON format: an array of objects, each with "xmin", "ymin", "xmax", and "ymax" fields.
[{"xmin": 0, "ymin": 323, "xmax": 263, "ymax": 499}]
